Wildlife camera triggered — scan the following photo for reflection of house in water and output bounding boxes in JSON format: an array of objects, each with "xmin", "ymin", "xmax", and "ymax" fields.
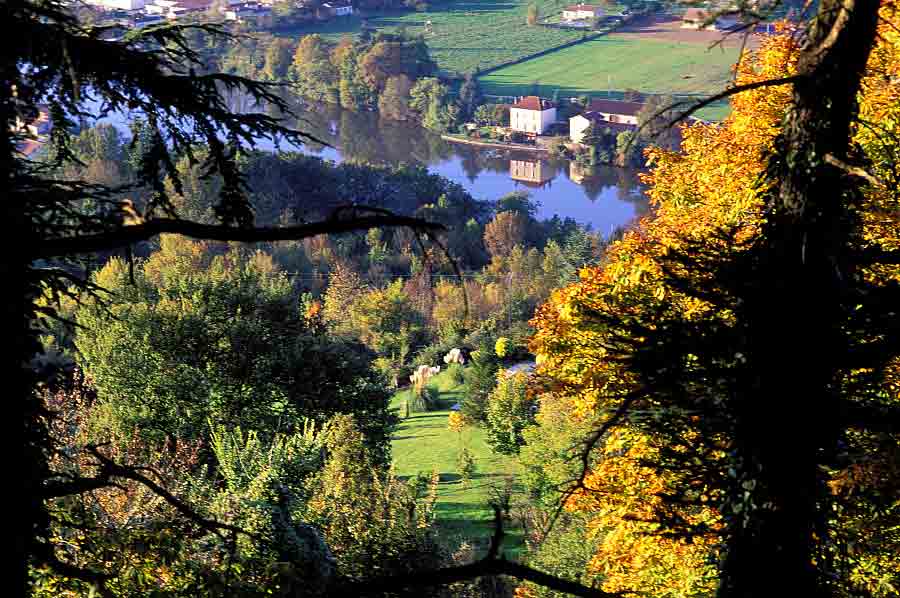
[
  {"xmin": 569, "ymin": 161, "xmax": 588, "ymax": 184},
  {"xmin": 510, "ymin": 159, "xmax": 553, "ymax": 188}
]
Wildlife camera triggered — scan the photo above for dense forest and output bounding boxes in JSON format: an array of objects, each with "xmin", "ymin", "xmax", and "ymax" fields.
[{"xmin": 10, "ymin": 1, "xmax": 900, "ymax": 597}]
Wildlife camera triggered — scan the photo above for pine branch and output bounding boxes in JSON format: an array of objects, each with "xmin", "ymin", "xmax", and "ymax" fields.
[
  {"xmin": 33, "ymin": 214, "xmax": 445, "ymax": 259},
  {"xmin": 840, "ymin": 401, "xmax": 900, "ymax": 434},
  {"xmin": 85, "ymin": 445, "xmax": 260, "ymax": 542},
  {"xmin": 332, "ymin": 502, "xmax": 623, "ymax": 598}
]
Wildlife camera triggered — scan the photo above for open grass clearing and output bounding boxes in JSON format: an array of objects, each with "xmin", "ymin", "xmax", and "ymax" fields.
[
  {"xmin": 478, "ymin": 35, "xmax": 741, "ymax": 120},
  {"xmin": 275, "ymin": 1, "xmax": 631, "ymax": 74},
  {"xmin": 390, "ymin": 369, "xmax": 525, "ymax": 557}
]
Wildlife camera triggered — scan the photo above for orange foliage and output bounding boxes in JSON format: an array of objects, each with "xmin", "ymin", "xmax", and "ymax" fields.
[{"xmin": 529, "ymin": 8, "xmax": 900, "ymax": 595}]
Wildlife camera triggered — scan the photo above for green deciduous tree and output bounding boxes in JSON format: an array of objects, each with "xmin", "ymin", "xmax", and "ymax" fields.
[
  {"xmin": 348, "ymin": 280, "xmax": 426, "ymax": 358},
  {"xmin": 76, "ymin": 239, "xmax": 394, "ymax": 457},
  {"xmin": 303, "ymin": 415, "xmax": 443, "ymax": 582},
  {"xmin": 410, "ymin": 77, "xmax": 458, "ymax": 133},
  {"xmin": 457, "ymin": 73, "xmax": 483, "ymax": 122},
  {"xmin": 291, "ymin": 34, "xmax": 338, "ymax": 102}
]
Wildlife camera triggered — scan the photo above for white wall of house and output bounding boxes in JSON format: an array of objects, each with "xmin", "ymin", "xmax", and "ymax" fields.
[
  {"xmin": 593, "ymin": 111, "xmax": 638, "ymax": 125},
  {"xmin": 562, "ymin": 7, "xmax": 602, "ymax": 21},
  {"xmin": 510, "ymin": 107, "xmax": 557, "ymax": 134},
  {"xmin": 87, "ymin": 0, "xmax": 146, "ymax": 9},
  {"xmin": 569, "ymin": 114, "xmax": 592, "ymax": 143},
  {"xmin": 322, "ymin": 2, "xmax": 353, "ymax": 15}
]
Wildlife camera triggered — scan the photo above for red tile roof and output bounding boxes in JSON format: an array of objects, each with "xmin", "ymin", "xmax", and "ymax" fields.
[
  {"xmin": 579, "ymin": 114, "xmax": 637, "ymax": 132},
  {"xmin": 511, "ymin": 96, "xmax": 556, "ymax": 111},
  {"xmin": 588, "ymin": 99, "xmax": 644, "ymax": 117}
]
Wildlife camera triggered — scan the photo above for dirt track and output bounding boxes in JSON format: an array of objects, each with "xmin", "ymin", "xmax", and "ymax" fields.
[{"xmin": 617, "ymin": 14, "xmax": 763, "ymax": 50}]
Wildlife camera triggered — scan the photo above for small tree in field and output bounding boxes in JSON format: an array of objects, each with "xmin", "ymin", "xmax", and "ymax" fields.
[
  {"xmin": 457, "ymin": 447, "xmax": 477, "ymax": 487},
  {"xmin": 527, "ymin": 3, "xmax": 539, "ymax": 25}
]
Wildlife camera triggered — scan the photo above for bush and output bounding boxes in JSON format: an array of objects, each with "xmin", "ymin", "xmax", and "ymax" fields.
[
  {"xmin": 448, "ymin": 410, "xmax": 468, "ymax": 433},
  {"xmin": 509, "ymin": 130, "xmax": 527, "ymax": 143},
  {"xmin": 409, "ymin": 385, "xmax": 439, "ymax": 413},
  {"xmin": 303, "ymin": 416, "xmax": 444, "ymax": 583},
  {"xmin": 461, "ymin": 343, "xmax": 500, "ymax": 422},
  {"xmin": 457, "ymin": 447, "xmax": 477, "ymax": 487},
  {"xmin": 414, "ymin": 339, "xmax": 461, "ymax": 371},
  {"xmin": 447, "ymin": 363, "xmax": 466, "ymax": 386},
  {"xmin": 484, "ymin": 372, "xmax": 535, "ymax": 455}
]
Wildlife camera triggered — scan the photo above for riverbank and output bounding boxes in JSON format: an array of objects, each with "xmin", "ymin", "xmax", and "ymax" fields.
[{"xmin": 440, "ymin": 135, "xmax": 549, "ymax": 154}]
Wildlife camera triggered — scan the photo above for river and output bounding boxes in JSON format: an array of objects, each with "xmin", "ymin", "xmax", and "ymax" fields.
[
  {"xmin": 264, "ymin": 103, "xmax": 650, "ymax": 236},
  {"xmin": 91, "ymin": 96, "xmax": 649, "ymax": 235}
]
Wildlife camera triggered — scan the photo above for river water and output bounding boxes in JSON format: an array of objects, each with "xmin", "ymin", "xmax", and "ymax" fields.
[
  {"xmin": 268, "ymin": 104, "xmax": 650, "ymax": 236},
  {"xmin": 93, "ymin": 95, "xmax": 649, "ymax": 235}
]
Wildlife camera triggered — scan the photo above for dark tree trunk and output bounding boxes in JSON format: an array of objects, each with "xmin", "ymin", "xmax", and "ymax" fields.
[
  {"xmin": 720, "ymin": 3, "xmax": 882, "ymax": 597},
  {"xmin": 3, "ymin": 79, "xmax": 41, "ymax": 598}
]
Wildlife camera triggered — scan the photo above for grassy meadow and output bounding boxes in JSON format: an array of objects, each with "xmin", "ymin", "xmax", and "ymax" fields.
[
  {"xmin": 277, "ymin": 0, "xmax": 599, "ymax": 74},
  {"xmin": 478, "ymin": 34, "xmax": 739, "ymax": 117},
  {"xmin": 389, "ymin": 369, "xmax": 525, "ymax": 557}
]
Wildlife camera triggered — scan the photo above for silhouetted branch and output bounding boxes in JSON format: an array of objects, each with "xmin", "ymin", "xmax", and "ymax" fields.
[
  {"xmin": 333, "ymin": 501, "xmax": 624, "ymax": 598},
  {"xmin": 841, "ymin": 401, "xmax": 900, "ymax": 434},
  {"xmin": 620, "ymin": 75, "xmax": 805, "ymax": 161},
  {"xmin": 823, "ymin": 153, "xmax": 883, "ymax": 186},
  {"xmin": 662, "ymin": 75, "xmax": 805, "ymax": 128},
  {"xmin": 82, "ymin": 445, "xmax": 262, "ymax": 543},
  {"xmin": 33, "ymin": 214, "xmax": 445, "ymax": 259}
]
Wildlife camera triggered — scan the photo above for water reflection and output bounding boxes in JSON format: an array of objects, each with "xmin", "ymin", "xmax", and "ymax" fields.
[
  {"xmin": 252, "ymin": 95, "xmax": 649, "ymax": 234},
  {"xmin": 509, "ymin": 159, "xmax": 553, "ymax": 188}
]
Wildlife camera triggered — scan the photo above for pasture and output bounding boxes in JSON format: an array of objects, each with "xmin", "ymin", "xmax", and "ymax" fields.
[
  {"xmin": 390, "ymin": 369, "xmax": 525, "ymax": 556},
  {"xmin": 276, "ymin": 0, "xmax": 616, "ymax": 74},
  {"xmin": 478, "ymin": 35, "xmax": 742, "ymax": 99}
]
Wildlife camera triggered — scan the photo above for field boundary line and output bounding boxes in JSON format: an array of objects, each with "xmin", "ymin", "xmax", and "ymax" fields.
[{"xmin": 475, "ymin": 12, "xmax": 652, "ymax": 79}]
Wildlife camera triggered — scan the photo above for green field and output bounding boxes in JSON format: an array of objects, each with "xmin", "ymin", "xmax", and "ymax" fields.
[
  {"xmin": 478, "ymin": 35, "xmax": 740, "ymax": 119},
  {"xmin": 390, "ymin": 370, "xmax": 524, "ymax": 556},
  {"xmin": 278, "ymin": 1, "xmax": 600, "ymax": 74}
]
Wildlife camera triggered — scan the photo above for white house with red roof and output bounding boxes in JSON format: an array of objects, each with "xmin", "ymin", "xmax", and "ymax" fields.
[
  {"xmin": 509, "ymin": 96, "xmax": 557, "ymax": 135},
  {"xmin": 562, "ymin": 3, "xmax": 604, "ymax": 21},
  {"xmin": 569, "ymin": 99, "xmax": 643, "ymax": 143},
  {"xmin": 87, "ymin": 0, "xmax": 147, "ymax": 10},
  {"xmin": 586, "ymin": 99, "xmax": 643, "ymax": 125}
]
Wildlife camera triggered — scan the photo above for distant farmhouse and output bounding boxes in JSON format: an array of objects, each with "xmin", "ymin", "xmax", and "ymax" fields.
[
  {"xmin": 85, "ymin": 0, "xmax": 273, "ymax": 23},
  {"xmin": 681, "ymin": 7, "xmax": 741, "ymax": 31},
  {"xmin": 225, "ymin": 4, "xmax": 273, "ymax": 24},
  {"xmin": 87, "ymin": 0, "xmax": 147, "ymax": 9},
  {"xmin": 509, "ymin": 96, "xmax": 557, "ymax": 136},
  {"xmin": 561, "ymin": 3, "xmax": 604, "ymax": 22},
  {"xmin": 321, "ymin": 0, "xmax": 353, "ymax": 17},
  {"xmin": 569, "ymin": 99, "xmax": 642, "ymax": 144}
]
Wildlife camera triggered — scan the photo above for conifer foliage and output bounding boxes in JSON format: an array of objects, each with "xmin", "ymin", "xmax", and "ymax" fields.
[{"xmin": 5, "ymin": 1, "xmax": 437, "ymax": 591}]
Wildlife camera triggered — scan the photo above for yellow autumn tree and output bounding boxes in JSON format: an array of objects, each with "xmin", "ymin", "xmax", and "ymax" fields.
[{"xmin": 527, "ymin": 7, "xmax": 899, "ymax": 597}]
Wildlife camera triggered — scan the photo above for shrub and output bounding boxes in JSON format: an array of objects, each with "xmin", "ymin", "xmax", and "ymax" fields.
[
  {"xmin": 447, "ymin": 362, "xmax": 466, "ymax": 386},
  {"xmin": 457, "ymin": 447, "xmax": 477, "ymax": 487},
  {"xmin": 495, "ymin": 337, "xmax": 510, "ymax": 358},
  {"xmin": 410, "ymin": 384, "xmax": 439, "ymax": 413},
  {"xmin": 484, "ymin": 372, "xmax": 535, "ymax": 455},
  {"xmin": 447, "ymin": 410, "xmax": 468, "ymax": 434},
  {"xmin": 461, "ymin": 344, "xmax": 500, "ymax": 423},
  {"xmin": 303, "ymin": 416, "xmax": 444, "ymax": 582}
]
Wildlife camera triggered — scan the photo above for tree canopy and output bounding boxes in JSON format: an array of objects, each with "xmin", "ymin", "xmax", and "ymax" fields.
[{"xmin": 528, "ymin": 5, "xmax": 900, "ymax": 597}]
